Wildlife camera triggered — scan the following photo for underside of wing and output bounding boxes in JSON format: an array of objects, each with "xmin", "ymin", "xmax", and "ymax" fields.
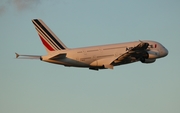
[
  {"xmin": 111, "ymin": 41, "xmax": 149, "ymax": 65},
  {"xmin": 89, "ymin": 41, "xmax": 150, "ymax": 70}
]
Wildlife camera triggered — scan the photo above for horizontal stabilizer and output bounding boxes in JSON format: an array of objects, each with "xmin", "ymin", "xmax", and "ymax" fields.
[
  {"xmin": 50, "ymin": 53, "xmax": 66, "ymax": 60},
  {"xmin": 15, "ymin": 53, "xmax": 41, "ymax": 59}
]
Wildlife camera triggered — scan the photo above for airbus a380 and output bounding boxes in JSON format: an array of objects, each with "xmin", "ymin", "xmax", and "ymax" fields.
[{"xmin": 16, "ymin": 19, "xmax": 168, "ymax": 70}]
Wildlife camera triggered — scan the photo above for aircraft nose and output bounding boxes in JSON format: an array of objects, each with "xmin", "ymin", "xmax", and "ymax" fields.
[{"xmin": 162, "ymin": 47, "xmax": 168, "ymax": 57}]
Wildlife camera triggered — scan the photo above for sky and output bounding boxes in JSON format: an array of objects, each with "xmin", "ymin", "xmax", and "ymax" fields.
[{"xmin": 0, "ymin": 0, "xmax": 180, "ymax": 113}]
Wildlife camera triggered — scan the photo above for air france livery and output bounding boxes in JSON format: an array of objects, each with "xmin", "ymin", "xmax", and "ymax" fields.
[{"xmin": 16, "ymin": 19, "xmax": 168, "ymax": 70}]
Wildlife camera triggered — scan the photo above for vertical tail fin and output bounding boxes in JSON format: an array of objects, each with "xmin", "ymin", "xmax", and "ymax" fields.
[{"xmin": 32, "ymin": 19, "xmax": 68, "ymax": 53}]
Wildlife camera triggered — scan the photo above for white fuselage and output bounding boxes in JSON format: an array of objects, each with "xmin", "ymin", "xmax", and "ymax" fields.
[{"xmin": 41, "ymin": 40, "xmax": 168, "ymax": 69}]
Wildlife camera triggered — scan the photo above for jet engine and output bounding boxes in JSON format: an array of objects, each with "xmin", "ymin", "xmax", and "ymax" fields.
[{"xmin": 140, "ymin": 51, "xmax": 159, "ymax": 63}]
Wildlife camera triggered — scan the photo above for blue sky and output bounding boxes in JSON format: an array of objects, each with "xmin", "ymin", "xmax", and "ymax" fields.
[{"xmin": 0, "ymin": 0, "xmax": 180, "ymax": 113}]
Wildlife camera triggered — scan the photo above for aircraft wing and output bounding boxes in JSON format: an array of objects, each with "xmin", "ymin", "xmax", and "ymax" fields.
[
  {"xmin": 112, "ymin": 41, "xmax": 149, "ymax": 65},
  {"xmin": 130, "ymin": 41, "xmax": 149, "ymax": 51},
  {"xmin": 90, "ymin": 41, "xmax": 149, "ymax": 69}
]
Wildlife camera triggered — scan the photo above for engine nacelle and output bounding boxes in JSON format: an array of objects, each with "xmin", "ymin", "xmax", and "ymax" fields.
[
  {"xmin": 147, "ymin": 51, "xmax": 159, "ymax": 59},
  {"xmin": 141, "ymin": 51, "xmax": 158, "ymax": 63},
  {"xmin": 141, "ymin": 59, "xmax": 156, "ymax": 63}
]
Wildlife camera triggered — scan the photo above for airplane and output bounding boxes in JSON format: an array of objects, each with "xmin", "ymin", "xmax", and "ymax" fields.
[{"xmin": 15, "ymin": 19, "xmax": 168, "ymax": 71}]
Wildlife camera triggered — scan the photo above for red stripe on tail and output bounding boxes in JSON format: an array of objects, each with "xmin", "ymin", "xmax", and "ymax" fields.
[{"xmin": 39, "ymin": 34, "xmax": 54, "ymax": 51}]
